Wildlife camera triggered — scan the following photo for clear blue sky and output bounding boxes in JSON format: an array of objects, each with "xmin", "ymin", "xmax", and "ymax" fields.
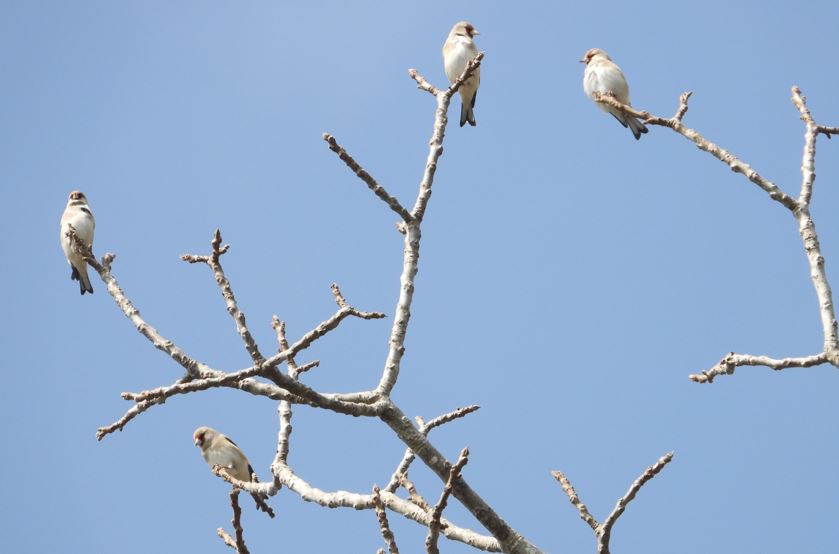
[{"xmin": 3, "ymin": 1, "xmax": 839, "ymax": 552}]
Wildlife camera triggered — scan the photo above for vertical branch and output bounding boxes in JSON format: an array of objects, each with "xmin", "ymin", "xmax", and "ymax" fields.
[
  {"xmin": 791, "ymin": 87, "xmax": 839, "ymax": 354},
  {"xmin": 378, "ymin": 54, "xmax": 483, "ymax": 397},
  {"xmin": 372, "ymin": 485, "xmax": 400, "ymax": 554},
  {"xmin": 216, "ymin": 490, "xmax": 250, "ymax": 554}
]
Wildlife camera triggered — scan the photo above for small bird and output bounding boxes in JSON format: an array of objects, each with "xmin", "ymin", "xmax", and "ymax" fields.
[
  {"xmin": 581, "ymin": 48, "xmax": 648, "ymax": 140},
  {"xmin": 443, "ymin": 21, "xmax": 481, "ymax": 127},
  {"xmin": 59, "ymin": 190, "xmax": 95, "ymax": 295},
  {"xmin": 194, "ymin": 427, "xmax": 274, "ymax": 517}
]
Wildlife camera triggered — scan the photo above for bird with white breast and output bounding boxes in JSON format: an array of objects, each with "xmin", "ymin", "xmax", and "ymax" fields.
[
  {"xmin": 443, "ymin": 21, "xmax": 481, "ymax": 127},
  {"xmin": 581, "ymin": 48, "xmax": 648, "ymax": 140},
  {"xmin": 59, "ymin": 190, "xmax": 95, "ymax": 295}
]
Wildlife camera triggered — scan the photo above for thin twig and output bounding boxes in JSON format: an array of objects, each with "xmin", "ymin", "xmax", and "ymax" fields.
[
  {"xmin": 385, "ymin": 405, "xmax": 479, "ymax": 493},
  {"xmin": 373, "ymin": 485, "xmax": 400, "ymax": 554},
  {"xmin": 323, "ymin": 134, "xmax": 413, "ymax": 222},
  {"xmin": 550, "ymin": 471, "xmax": 598, "ymax": 531},
  {"xmin": 216, "ymin": 490, "xmax": 249, "ymax": 553},
  {"xmin": 400, "ymin": 473, "xmax": 431, "ymax": 512},
  {"xmin": 182, "ymin": 229, "xmax": 265, "ymax": 364},
  {"xmin": 426, "ymin": 447, "xmax": 469, "ymax": 554},
  {"xmin": 211, "ymin": 466, "xmax": 276, "ymax": 518},
  {"xmin": 554, "ymin": 452, "xmax": 673, "ymax": 554}
]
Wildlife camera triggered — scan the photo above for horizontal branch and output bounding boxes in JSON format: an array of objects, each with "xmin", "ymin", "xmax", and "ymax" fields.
[
  {"xmin": 689, "ymin": 351, "xmax": 828, "ymax": 383},
  {"xmin": 211, "ymin": 466, "xmax": 276, "ymax": 518}
]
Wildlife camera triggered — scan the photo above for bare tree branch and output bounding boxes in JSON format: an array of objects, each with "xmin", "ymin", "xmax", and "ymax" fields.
[
  {"xmin": 90, "ymin": 50, "xmax": 544, "ymax": 553},
  {"xmin": 211, "ymin": 466, "xmax": 276, "ymax": 518},
  {"xmin": 269, "ymin": 463, "xmax": 500, "ymax": 551},
  {"xmin": 550, "ymin": 470, "xmax": 598, "ymax": 532},
  {"xmin": 553, "ymin": 452, "xmax": 674, "ymax": 554},
  {"xmin": 593, "ymin": 91, "xmax": 799, "ymax": 210},
  {"xmin": 181, "ymin": 229, "xmax": 265, "ymax": 364},
  {"xmin": 323, "ymin": 134, "xmax": 413, "ymax": 222},
  {"xmin": 426, "ymin": 447, "xmax": 470, "ymax": 554},
  {"xmin": 385, "ymin": 405, "xmax": 480, "ymax": 493},
  {"xmin": 400, "ymin": 473, "xmax": 431, "ymax": 512},
  {"xmin": 216, "ymin": 490, "xmax": 250, "ymax": 554},
  {"xmin": 594, "ymin": 87, "xmax": 839, "ymax": 379},
  {"xmin": 689, "ymin": 351, "xmax": 828, "ymax": 383},
  {"xmin": 373, "ymin": 485, "xmax": 400, "ymax": 554}
]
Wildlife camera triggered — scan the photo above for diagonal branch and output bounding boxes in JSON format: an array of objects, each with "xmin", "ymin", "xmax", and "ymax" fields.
[
  {"xmin": 323, "ymin": 133, "xmax": 413, "ymax": 223},
  {"xmin": 379, "ymin": 402, "xmax": 537, "ymax": 553},
  {"xmin": 550, "ymin": 470, "xmax": 598, "ymax": 531},
  {"xmin": 554, "ymin": 452, "xmax": 673, "ymax": 554},
  {"xmin": 181, "ymin": 229, "xmax": 265, "ymax": 364},
  {"xmin": 409, "ymin": 53, "xmax": 484, "ymax": 223},
  {"xmin": 385, "ymin": 405, "xmax": 480, "ymax": 493},
  {"xmin": 599, "ymin": 452, "xmax": 673, "ymax": 548},
  {"xmin": 593, "ymin": 91, "xmax": 799, "ymax": 210},
  {"xmin": 426, "ymin": 447, "xmax": 469, "ymax": 554}
]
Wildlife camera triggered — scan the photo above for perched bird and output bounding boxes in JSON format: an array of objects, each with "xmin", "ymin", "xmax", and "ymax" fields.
[
  {"xmin": 581, "ymin": 48, "xmax": 648, "ymax": 140},
  {"xmin": 59, "ymin": 190, "xmax": 95, "ymax": 295},
  {"xmin": 443, "ymin": 21, "xmax": 481, "ymax": 127},
  {"xmin": 194, "ymin": 427, "xmax": 274, "ymax": 517}
]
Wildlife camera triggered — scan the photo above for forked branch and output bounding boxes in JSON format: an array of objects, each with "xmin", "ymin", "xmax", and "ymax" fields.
[{"xmin": 553, "ymin": 452, "xmax": 674, "ymax": 554}]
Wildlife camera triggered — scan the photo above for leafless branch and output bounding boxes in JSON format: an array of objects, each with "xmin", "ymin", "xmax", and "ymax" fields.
[
  {"xmin": 550, "ymin": 470, "xmax": 598, "ymax": 532},
  {"xmin": 323, "ymin": 134, "xmax": 413, "ymax": 222},
  {"xmin": 596, "ymin": 87, "xmax": 839, "ymax": 380},
  {"xmin": 211, "ymin": 466, "xmax": 276, "ymax": 518},
  {"xmin": 91, "ymin": 50, "xmax": 543, "ymax": 553},
  {"xmin": 181, "ymin": 229, "xmax": 265, "ymax": 364},
  {"xmin": 373, "ymin": 485, "xmax": 400, "ymax": 554},
  {"xmin": 426, "ymin": 447, "xmax": 470, "ymax": 554},
  {"xmin": 271, "ymin": 463, "xmax": 500, "ymax": 551},
  {"xmin": 400, "ymin": 473, "xmax": 431, "ymax": 512},
  {"xmin": 216, "ymin": 490, "xmax": 249, "ymax": 554},
  {"xmin": 553, "ymin": 452, "xmax": 673, "ymax": 554},
  {"xmin": 385, "ymin": 405, "xmax": 480, "ymax": 493},
  {"xmin": 688, "ymin": 351, "xmax": 828, "ymax": 383}
]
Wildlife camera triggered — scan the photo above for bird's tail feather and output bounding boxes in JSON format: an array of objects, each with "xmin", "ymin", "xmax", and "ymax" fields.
[
  {"xmin": 627, "ymin": 117, "xmax": 649, "ymax": 140},
  {"xmin": 78, "ymin": 267, "xmax": 94, "ymax": 295},
  {"xmin": 460, "ymin": 103, "xmax": 476, "ymax": 127}
]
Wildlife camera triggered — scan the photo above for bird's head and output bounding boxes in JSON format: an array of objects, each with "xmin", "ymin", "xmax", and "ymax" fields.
[
  {"xmin": 451, "ymin": 21, "xmax": 479, "ymax": 39},
  {"xmin": 193, "ymin": 426, "xmax": 216, "ymax": 450},
  {"xmin": 580, "ymin": 48, "xmax": 610, "ymax": 64},
  {"xmin": 67, "ymin": 190, "xmax": 88, "ymax": 204}
]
